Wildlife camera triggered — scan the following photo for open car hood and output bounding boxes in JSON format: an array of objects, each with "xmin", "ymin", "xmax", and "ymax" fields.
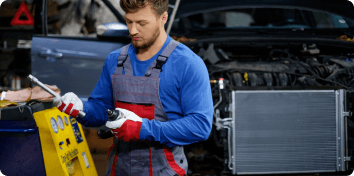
[{"xmin": 169, "ymin": 0, "xmax": 354, "ymax": 19}]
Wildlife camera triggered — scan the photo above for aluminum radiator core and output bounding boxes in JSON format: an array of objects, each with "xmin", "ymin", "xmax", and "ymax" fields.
[{"xmin": 230, "ymin": 90, "xmax": 347, "ymax": 175}]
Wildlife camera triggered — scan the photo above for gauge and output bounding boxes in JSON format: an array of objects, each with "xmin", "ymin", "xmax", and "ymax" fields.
[
  {"xmin": 64, "ymin": 116, "xmax": 69, "ymax": 126},
  {"xmin": 50, "ymin": 117, "xmax": 59, "ymax": 133},
  {"xmin": 57, "ymin": 115, "xmax": 65, "ymax": 130}
]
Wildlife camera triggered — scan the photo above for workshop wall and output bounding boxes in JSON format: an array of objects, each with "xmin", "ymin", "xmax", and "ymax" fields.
[{"xmin": 49, "ymin": 0, "xmax": 122, "ymax": 36}]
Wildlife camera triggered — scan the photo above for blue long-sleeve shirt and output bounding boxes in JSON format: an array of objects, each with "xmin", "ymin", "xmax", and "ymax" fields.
[{"xmin": 77, "ymin": 35, "xmax": 213, "ymax": 147}]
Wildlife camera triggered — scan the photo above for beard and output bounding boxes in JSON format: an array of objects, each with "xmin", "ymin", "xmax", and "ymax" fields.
[{"xmin": 131, "ymin": 26, "xmax": 160, "ymax": 50}]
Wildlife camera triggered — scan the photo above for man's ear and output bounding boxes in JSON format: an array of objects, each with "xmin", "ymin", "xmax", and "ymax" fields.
[{"xmin": 161, "ymin": 11, "xmax": 168, "ymax": 24}]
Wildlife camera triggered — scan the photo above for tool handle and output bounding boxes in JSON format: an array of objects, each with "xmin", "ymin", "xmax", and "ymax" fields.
[
  {"xmin": 97, "ymin": 109, "xmax": 123, "ymax": 139},
  {"xmin": 97, "ymin": 129, "xmax": 114, "ymax": 139},
  {"xmin": 77, "ymin": 111, "xmax": 86, "ymax": 118},
  {"xmin": 27, "ymin": 74, "xmax": 86, "ymax": 118},
  {"xmin": 28, "ymin": 74, "xmax": 60, "ymax": 98}
]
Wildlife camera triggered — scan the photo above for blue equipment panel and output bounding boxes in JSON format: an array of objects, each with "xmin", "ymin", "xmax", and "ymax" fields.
[{"xmin": 0, "ymin": 120, "xmax": 46, "ymax": 176}]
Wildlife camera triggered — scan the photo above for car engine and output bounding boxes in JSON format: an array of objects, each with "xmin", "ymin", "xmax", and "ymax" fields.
[{"xmin": 182, "ymin": 39, "xmax": 354, "ymax": 176}]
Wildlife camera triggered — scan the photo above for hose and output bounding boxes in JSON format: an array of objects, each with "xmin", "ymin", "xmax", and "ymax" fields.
[{"xmin": 213, "ymin": 88, "xmax": 222, "ymax": 118}]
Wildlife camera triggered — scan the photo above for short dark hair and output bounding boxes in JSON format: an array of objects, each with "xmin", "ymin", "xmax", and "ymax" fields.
[{"xmin": 120, "ymin": 0, "xmax": 169, "ymax": 16}]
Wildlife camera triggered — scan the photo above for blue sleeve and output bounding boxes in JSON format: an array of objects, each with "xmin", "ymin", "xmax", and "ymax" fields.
[
  {"xmin": 76, "ymin": 51, "xmax": 119, "ymax": 127},
  {"xmin": 139, "ymin": 52, "xmax": 213, "ymax": 147}
]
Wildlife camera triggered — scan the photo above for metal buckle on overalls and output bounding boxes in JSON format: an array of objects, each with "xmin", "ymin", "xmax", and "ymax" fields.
[
  {"xmin": 117, "ymin": 55, "xmax": 128, "ymax": 67},
  {"xmin": 153, "ymin": 55, "xmax": 168, "ymax": 70}
]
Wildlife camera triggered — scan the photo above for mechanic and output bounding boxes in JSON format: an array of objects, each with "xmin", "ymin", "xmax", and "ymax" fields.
[{"xmin": 54, "ymin": 0, "xmax": 213, "ymax": 175}]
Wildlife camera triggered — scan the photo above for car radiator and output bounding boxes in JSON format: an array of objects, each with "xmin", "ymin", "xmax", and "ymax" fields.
[{"xmin": 228, "ymin": 90, "xmax": 350, "ymax": 175}]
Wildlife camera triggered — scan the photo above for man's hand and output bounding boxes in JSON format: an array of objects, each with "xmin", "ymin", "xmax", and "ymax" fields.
[
  {"xmin": 106, "ymin": 108, "xmax": 143, "ymax": 142},
  {"xmin": 53, "ymin": 92, "xmax": 83, "ymax": 118}
]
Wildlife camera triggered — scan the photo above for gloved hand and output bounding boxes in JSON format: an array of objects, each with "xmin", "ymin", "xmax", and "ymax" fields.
[
  {"xmin": 106, "ymin": 108, "xmax": 142, "ymax": 142},
  {"xmin": 53, "ymin": 92, "xmax": 83, "ymax": 118}
]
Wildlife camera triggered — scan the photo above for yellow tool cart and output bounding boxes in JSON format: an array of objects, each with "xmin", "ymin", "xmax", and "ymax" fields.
[{"xmin": 34, "ymin": 107, "xmax": 98, "ymax": 176}]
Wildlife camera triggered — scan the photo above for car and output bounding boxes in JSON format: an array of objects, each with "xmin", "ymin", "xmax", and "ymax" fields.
[{"xmin": 31, "ymin": 0, "xmax": 354, "ymax": 175}]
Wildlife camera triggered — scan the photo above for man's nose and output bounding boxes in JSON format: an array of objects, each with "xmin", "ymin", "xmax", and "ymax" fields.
[{"xmin": 129, "ymin": 23, "xmax": 138, "ymax": 36}]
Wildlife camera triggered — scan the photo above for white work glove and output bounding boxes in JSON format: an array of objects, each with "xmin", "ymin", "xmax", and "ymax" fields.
[
  {"xmin": 106, "ymin": 108, "xmax": 143, "ymax": 142},
  {"xmin": 53, "ymin": 92, "xmax": 83, "ymax": 118},
  {"xmin": 106, "ymin": 108, "xmax": 142, "ymax": 129}
]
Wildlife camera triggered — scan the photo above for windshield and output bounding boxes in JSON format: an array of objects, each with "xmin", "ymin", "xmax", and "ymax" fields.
[{"xmin": 171, "ymin": 8, "xmax": 354, "ymax": 33}]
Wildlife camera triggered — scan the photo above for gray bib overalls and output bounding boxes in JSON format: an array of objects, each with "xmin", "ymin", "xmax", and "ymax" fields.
[{"xmin": 105, "ymin": 39, "xmax": 187, "ymax": 176}]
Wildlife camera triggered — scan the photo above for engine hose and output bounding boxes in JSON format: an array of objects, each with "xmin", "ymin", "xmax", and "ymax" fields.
[
  {"xmin": 314, "ymin": 66, "xmax": 323, "ymax": 77},
  {"xmin": 286, "ymin": 72, "xmax": 348, "ymax": 89},
  {"xmin": 226, "ymin": 72, "xmax": 233, "ymax": 87},
  {"xmin": 347, "ymin": 78, "xmax": 354, "ymax": 86},
  {"xmin": 213, "ymin": 88, "xmax": 222, "ymax": 118},
  {"xmin": 311, "ymin": 65, "xmax": 332, "ymax": 78},
  {"xmin": 211, "ymin": 67, "xmax": 348, "ymax": 88}
]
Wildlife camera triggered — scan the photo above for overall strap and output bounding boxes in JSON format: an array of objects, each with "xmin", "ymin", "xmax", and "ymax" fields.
[
  {"xmin": 114, "ymin": 44, "xmax": 133, "ymax": 76},
  {"xmin": 145, "ymin": 40, "xmax": 180, "ymax": 77}
]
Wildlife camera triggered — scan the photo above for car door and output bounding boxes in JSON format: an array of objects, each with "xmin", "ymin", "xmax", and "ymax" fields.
[{"xmin": 31, "ymin": 0, "xmax": 128, "ymax": 102}]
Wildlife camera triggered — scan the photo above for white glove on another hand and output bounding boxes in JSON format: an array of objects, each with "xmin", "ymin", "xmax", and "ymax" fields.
[
  {"xmin": 106, "ymin": 108, "xmax": 142, "ymax": 129},
  {"xmin": 53, "ymin": 92, "xmax": 83, "ymax": 118}
]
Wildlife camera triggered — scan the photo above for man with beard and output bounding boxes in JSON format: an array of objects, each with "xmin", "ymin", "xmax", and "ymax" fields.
[{"xmin": 54, "ymin": 0, "xmax": 213, "ymax": 175}]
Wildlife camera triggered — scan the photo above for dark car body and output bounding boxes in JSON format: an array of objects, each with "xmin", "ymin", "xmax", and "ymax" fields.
[
  {"xmin": 31, "ymin": 0, "xmax": 354, "ymax": 99},
  {"xmin": 31, "ymin": 0, "xmax": 129, "ymax": 101}
]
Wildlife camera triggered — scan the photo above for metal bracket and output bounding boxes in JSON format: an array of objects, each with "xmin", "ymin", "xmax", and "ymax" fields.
[
  {"xmin": 215, "ymin": 111, "xmax": 232, "ymax": 131},
  {"xmin": 222, "ymin": 121, "xmax": 233, "ymax": 171},
  {"xmin": 343, "ymin": 112, "xmax": 352, "ymax": 117},
  {"xmin": 215, "ymin": 109, "xmax": 223, "ymax": 131},
  {"xmin": 344, "ymin": 157, "xmax": 352, "ymax": 161},
  {"xmin": 302, "ymin": 43, "xmax": 320, "ymax": 54},
  {"xmin": 214, "ymin": 114, "xmax": 234, "ymax": 170}
]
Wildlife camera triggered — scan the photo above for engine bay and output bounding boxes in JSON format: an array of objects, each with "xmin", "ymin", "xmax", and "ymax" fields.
[{"xmin": 183, "ymin": 39, "xmax": 354, "ymax": 175}]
